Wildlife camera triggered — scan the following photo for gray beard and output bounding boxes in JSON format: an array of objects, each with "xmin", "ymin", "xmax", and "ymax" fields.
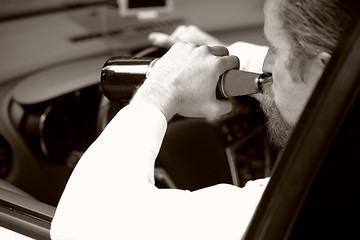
[{"xmin": 259, "ymin": 82, "xmax": 293, "ymax": 149}]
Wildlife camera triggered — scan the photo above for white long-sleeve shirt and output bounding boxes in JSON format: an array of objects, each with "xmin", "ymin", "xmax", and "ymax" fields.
[{"xmin": 51, "ymin": 42, "xmax": 269, "ymax": 240}]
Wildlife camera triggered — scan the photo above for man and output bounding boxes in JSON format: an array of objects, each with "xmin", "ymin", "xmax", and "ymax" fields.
[{"xmin": 51, "ymin": 0, "xmax": 357, "ymax": 239}]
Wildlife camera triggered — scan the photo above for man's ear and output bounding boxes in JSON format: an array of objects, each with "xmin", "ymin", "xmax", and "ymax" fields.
[{"xmin": 318, "ymin": 52, "xmax": 332, "ymax": 66}]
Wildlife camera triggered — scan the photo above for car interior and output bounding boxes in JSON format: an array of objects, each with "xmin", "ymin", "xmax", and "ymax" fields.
[{"xmin": 0, "ymin": 0, "xmax": 359, "ymax": 239}]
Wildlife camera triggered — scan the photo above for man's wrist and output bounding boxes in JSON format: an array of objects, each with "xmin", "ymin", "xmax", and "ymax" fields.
[{"xmin": 132, "ymin": 80, "xmax": 177, "ymax": 122}]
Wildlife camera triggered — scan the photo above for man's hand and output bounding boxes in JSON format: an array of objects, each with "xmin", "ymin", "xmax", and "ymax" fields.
[
  {"xmin": 132, "ymin": 42, "xmax": 239, "ymax": 121},
  {"xmin": 148, "ymin": 25, "xmax": 224, "ymax": 49}
]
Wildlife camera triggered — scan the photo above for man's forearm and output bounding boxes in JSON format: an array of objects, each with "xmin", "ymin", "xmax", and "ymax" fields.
[{"xmin": 51, "ymin": 100, "xmax": 167, "ymax": 239}]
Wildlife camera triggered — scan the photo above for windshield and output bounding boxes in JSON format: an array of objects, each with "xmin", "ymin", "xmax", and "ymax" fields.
[{"xmin": 0, "ymin": 0, "xmax": 111, "ymax": 22}]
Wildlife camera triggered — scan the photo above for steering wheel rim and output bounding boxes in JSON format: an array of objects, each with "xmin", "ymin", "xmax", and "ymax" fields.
[{"xmin": 134, "ymin": 46, "xmax": 169, "ymax": 58}]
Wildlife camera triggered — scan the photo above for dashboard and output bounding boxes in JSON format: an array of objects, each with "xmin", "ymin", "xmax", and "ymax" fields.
[{"xmin": 0, "ymin": 55, "xmax": 110, "ymax": 205}]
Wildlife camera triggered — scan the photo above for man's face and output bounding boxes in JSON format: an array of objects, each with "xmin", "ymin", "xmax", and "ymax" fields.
[{"xmin": 258, "ymin": 0, "xmax": 322, "ymax": 148}]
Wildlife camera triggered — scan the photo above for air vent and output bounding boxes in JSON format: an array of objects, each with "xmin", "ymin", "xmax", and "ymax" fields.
[{"xmin": 0, "ymin": 134, "xmax": 12, "ymax": 178}]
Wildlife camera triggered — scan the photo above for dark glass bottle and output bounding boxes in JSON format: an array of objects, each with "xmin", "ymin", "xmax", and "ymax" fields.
[{"xmin": 101, "ymin": 56, "xmax": 271, "ymax": 102}]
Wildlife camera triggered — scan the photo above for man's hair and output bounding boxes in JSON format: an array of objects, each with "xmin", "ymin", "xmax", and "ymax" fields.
[
  {"xmin": 279, "ymin": 0, "xmax": 358, "ymax": 79},
  {"xmin": 280, "ymin": 0, "xmax": 358, "ymax": 56}
]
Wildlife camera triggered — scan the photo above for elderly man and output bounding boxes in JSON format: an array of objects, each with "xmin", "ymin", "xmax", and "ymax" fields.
[{"xmin": 51, "ymin": 0, "xmax": 358, "ymax": 239}]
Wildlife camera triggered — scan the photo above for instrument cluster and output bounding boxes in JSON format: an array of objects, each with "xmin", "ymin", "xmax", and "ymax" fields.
[{"xmin": 13, "ymin": 85, "xmax": 101, "ymax": 164}]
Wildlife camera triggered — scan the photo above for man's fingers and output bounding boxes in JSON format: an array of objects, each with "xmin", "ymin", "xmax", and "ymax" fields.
[
  {"xmin": 148, "ymin": 32, "xmax": 176, "ymax": 49},
  {"xmin": 208, "ymin": 46, "xmax": 229, "ymax": 56},
  {"xmin": 169, "ymin": 25, "xmax": 188, "ymax": 39},
  {"xmin": 148, "ymin": 25, "xmax": 189, "ymax": 48},
  {"xmin": 208, "ymin": 46, "xmax": 240, "ymax": 72},
  {"xmin": 220, "ymin": 55, "xmax": 240, "ymax": 72},
  {"xmin": 205, "ymin": 100, "xmax": 233, "ymax": 119}
]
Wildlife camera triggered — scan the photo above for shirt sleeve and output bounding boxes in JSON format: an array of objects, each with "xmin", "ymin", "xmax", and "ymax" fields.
[{"xmin": 228, "ymin": 41, "xmax": 269, "ymax": 73}]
